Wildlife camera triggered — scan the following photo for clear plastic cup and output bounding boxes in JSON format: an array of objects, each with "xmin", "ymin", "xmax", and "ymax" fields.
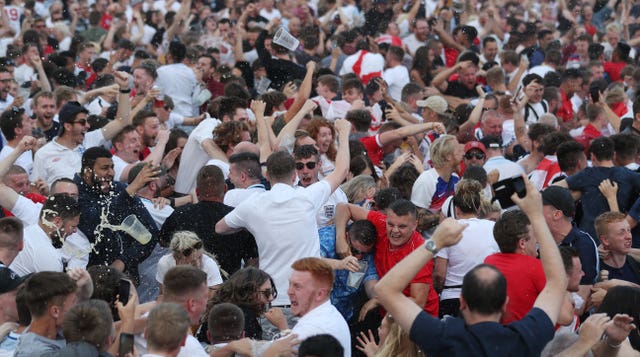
[
  {"xmin": 273, "ymin": 27, "xmax": 300, "ymax": 51},
  {"xmin": 347, "ymin": 260, "xmax": 368, "ymax": 288},
  {"xmin": 119, "ymin": 214, "xmax": 152, "ymax": 244}
]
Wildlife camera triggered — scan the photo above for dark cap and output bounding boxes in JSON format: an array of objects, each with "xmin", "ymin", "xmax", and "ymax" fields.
[
  {"xmin": 480, "ymin": 135, "xmax": 502, "ymax": 149},
  {"xmin": 127, "ymin": 163, "xmax": 167, "ymax": 185},
  {"xmin": 0, "ymin": 266, "xmax": 29, "ymax": 294},
  {"xmin": 542, "ymin": 186, "xmax": 575, "ymax": 218},
  {"xmin": 58, "ymin": 101, "xmax": 89, "ymax": 125}
]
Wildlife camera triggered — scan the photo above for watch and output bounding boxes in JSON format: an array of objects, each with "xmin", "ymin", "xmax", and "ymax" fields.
[{"xmin": 424, "ymin": 239, "xmax": 439, "ymax": 255}]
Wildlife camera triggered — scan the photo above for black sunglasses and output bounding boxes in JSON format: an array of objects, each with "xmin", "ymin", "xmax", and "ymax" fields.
[
  {"xmin": 295, "ymin": 162, "xmax": 317, "ymax": 170},
  {"xmin": 350, "ymin": 242, "xmax": 367, "ymax": 256},
  {"xmin": 464, "ymin": 152, "xmax": 485, "ymax": 160},
  {"xmin": 258, "ymin": 288, "xmax": 278, "ymax": 300},
  {"xmin": 72, "ymin": 119, "xmax": 87, "ymax": 126},
  {"xmin": 181, "ymin": 241, "xmax": 203, "ymax": 257}
]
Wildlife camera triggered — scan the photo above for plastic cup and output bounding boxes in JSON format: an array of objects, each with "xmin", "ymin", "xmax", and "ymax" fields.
[
  {"xmin": 119, "ymin": 214, "xmax": 152, "ymax": 244},
  {"xmin": 347, "ymin": 260, "xmax": 368, "ymax": 288},
  {"xmin": 255, "ymin": 77, "xmax": 272, "ymax": 94},
  {"xmin": 273, "ymin": 27, "xmax": 300, "ymax": 51}
]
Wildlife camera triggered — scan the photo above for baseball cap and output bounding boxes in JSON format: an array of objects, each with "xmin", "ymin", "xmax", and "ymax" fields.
[
  {"xmin": 0, "ymin": 266, "xmax": 29, "ymax": 294},
  {"xmin": 541, "ymin": 186, "xmax": 575, "ymax": 218},
  {"xmin": 480, "ymin": 135, "xmax": 502, "ymax": 149},
  {"xmin": 464, "ymin": 141, "xmax": 486, "ymax": 155},
  {"xmin": 58, "ymin": 101, "xmax": 89, "ymax": 125},
  {"xmin": 416, "ymin": 95, "xmax": 448, "ymax": 114}
]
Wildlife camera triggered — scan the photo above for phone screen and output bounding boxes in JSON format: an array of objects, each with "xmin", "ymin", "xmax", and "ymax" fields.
[
  {"xmin": 118, "ymin": 333, "xmax": 134, "ymax": 356},
  {"xmin": 118, "ymin": 279, "xmax": 130, "ymax": 305}
]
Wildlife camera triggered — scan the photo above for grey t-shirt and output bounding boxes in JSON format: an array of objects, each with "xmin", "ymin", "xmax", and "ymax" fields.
[{"xmin": 14, "ymin": 331, "xmax": 66, "ymax": 357}]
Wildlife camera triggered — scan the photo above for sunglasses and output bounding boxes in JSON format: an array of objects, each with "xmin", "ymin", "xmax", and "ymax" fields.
[
  {"xmin": 350, "ymin": 243, "xmax": 367, "ymax": 256},
  {"xmin": 181, "ymin": 241, "xmax": 203, "ymax": 257},
  {"xmin": 72, "ymin": 119, "xmax": 87, "ymax": 126},
  {"xmin": 258, "ymin": 288, "xmax": 278, "ymax": 300},
  {"xmin": 295, "ymin": 162, "xmax": 317, "ymax": 170},
  {"xmin": 464, "ymin": 152, "xmax": 485, "ymax": 160}
]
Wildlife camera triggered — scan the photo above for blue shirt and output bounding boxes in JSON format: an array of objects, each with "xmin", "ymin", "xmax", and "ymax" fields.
[
  {"xmin": 560, "ymin": 225, "xmax": 600, "ymax": 284},
  {"xmin": 318, "ymin": 225, "xmax": 378, "ymax": 321}
]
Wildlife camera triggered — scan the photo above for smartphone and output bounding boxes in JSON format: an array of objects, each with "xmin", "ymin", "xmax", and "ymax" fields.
[
  {"xmin": 118, "ymin": 333, "xmax": 134, "ymax": 357},
  {"xmin": 589, "ymin": 85, "xmax": 600, "ymax": 102},
  {"xmin": 118, "ymin": 279, "xmax": 130, "ymax": 305},
  {"xmin": 491, "ymin": 175, "xmax": 526, "ymax": 209}
]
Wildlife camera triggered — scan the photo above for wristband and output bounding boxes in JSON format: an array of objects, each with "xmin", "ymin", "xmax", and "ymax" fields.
[
  {"xmin": 119, "ymin": 88, "xmax": 131, "ymax": 94},
  {"xmin": 169, "ymin": 197, "xmax": 175, "ymax": 208}
]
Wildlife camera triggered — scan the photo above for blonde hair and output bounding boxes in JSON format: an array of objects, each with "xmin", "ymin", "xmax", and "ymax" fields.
[
  {"xmin": 430, "ymin": 135, "xmax": 458, "ymax": 169},
  {"xmin": 376, "ymin": 315, "xmax": 425, "ymax": 357},
  {"xmin": 170, "ymin": 231, "xmax": 201, "ymax": 257},
  {"xmin": 341, "ymin": 174, "xmax": 376, "ymax": 203}
]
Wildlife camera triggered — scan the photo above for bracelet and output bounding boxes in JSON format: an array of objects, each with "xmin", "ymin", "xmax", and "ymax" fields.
[
  {"xmin": 119, "ymin": 88, "xmax": 131, "ymax": 94},
  {"xmin": 605, "ymin": 335, "xmax": 623, "ymax": 349},
  {"xmin": 169, "ymin": 197, "xmax": 175, "ymax": 208}
]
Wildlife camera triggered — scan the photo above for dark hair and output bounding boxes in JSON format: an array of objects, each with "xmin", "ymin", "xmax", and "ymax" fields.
[
  {"xmin": 81, "ymin": 146, "xmax": 112, "ymax": 173},
  {"xmin": 538, "ymin": 132, "xmax": 574, "ymax": 156},
  {"xmin": 15, "ymin": 286, "xmax": 31, "ymax": 326},
  {"xmin": 162, "ymin": 265, "xmax": 207, "ymax": 302},
  {"xmin": 0, "ymin": 107, "xmax": 25, "ymax": 140},
  {"xmin": 164, "ymin": 128, "xmax": 188, "ymax": 157},
  {"xmin": 41, "ymin": 193, "xmax": 80, "ymax": 223},
  {"xmin": 493, "ymin": 210, "xmax": 531, "ymax": 253},
  {"xmin": 207, "ymin": 303, "xmax": 245, "ymax": 342},
  {"xmin": 345, "ymin": 109, "xmax": 372, "ymax": 132},
  {"xmin": 293, "ymin": 144, "xmax": 320, "ymax": 161},
  {"xmin": 209, "ymin": 267, "xmax": 275, "ymax": 315},
  {"xmin": 462, "ymin": 165, "xmax": 488, "ymax": 187},
  {"xmin": 218, "ymin": 96, "xmax": 247, "ymax": 121},
  {"xmin": 461, "ymin": 264, "xmax": 507, "ymax": 315},
  {"xmin": 62, "ymin": 300, "xmax": 114, "ymax": 350},
  {"xmin": 389, "ymin": 199, "xmax": 417, "ymax": 219},
  {"xmin": 266, "ymin": 150, "xmax": 295, "ymax": 182},
  {"xmin": 557, "ymin": 141, "xmax": 585, "ymax": 172},
  {"xmin": 373, "ymin": 187, "xmax": 402, "ymax": 211},
  {"xmin": 527, "ymin": 123, "xmax": 556, "ymax": 142},
  {"xmin": 588, "ymin": 136, "xmax": 615, "ymax": 161},
  {"xmin": 196, "ymin": 165, "xmax": 226, "ymax": 200},
  {"xmin": 24, "ymin": 271, "xmax": 77, "ymax": 317},
  {"xmin": 229, "ymin": 152, "xmax": 261, "ymax": 180},
  {"xmin": 169, "ymin": 41, "xmax": 187, "ymax": 62},
  {"xmin": 611, "ymin": 133, "xmax": 640, "ymax": 163},
  {"xmin": 87, "ymin": 265, "xmax": 127, "ymax": 320},
  {"xmin": 0, "ymin": 217, "xmax": 23, "ymax": 250},
  {"xmin": 348, "ymin": 220, "xmax": 377, "ymax": 246},
  {"xmin": 559, "ymin": 246, "xmax": 579, "ymax": 275},
  {"xmin": 298, "ymin": 334, "xmax": 344, "ymax": 357},
  {"xmin": 598, "ymin": 286, "xmax": 640, "ymax": 349},
  {"xmin": 389, "ymin": 164, "xmax": 420, "ymax": 200},
  {"xmin": 213, "ymin": 121, "xmax": 249, "ymax": 154},
  {"xmin": 387, "ymin": 46, "xmax": 404, "ymax": 62}
]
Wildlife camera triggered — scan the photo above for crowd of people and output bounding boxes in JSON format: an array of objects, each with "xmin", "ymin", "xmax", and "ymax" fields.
[{"xmin": 0, "ymin": 0, "xmax": 640, "ymax": 355}]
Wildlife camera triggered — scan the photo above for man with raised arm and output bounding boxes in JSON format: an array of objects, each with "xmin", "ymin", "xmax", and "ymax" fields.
[{"xmin": 375, "ymin": 176, "xmax": 569, "ymax": 355}]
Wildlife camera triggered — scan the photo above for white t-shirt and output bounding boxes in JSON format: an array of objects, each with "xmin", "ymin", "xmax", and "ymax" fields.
[
  {"xmin": 155, "ymin": 63, "xmax": 199, "ymax": 116},
  {"xmin": 223, "ymin": 181, "xmax": 331, "ymax": 306},
  {"xmin": 0, "ymin": 146, "xmax": 33, "ymax": 180},
  {"xmin": 483, "ymin": 156, "xmax": 526, "ymax": 182},
  {"xmin": 382, "ymin": 65, "xmax": 410, "ymax": 102},
  {"xmin": 315, "ymin": 187, "xmax": 347, "ymax": 227},
  {"xmin": 204, "ymin": 159, "xmax": 230, "ymax": 179},
  {"xmin": 113, "ymin": 154, "xmax": 137, "ymax": 182},
  {"xmin": 436, "ymin": 218, "xmax": 499, "ymax": 300},
  {"xmin": 223, "ymin": 184, "xmax": 266, "ymax": 207},
  {"xmin": 10, "ymin": 224, "xmax": 64, "ymax": 275},
  {"xmin": 155, "ymin": 254, "xmax": 223, "ymax": 287},
  {"xmin": 291, "ymin": 300, "xmax": 351, "ymax": 357},
  {"xmin": 174, "ymin": 118, "xmax": 221, "ymax": 194},
  {"xmin": 85, "ymin": 96, "xmax": 112, "ymax": 116}
]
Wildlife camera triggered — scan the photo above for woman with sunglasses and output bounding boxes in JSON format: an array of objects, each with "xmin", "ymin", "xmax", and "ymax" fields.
[
  {"xmin": 205, "ymin": 267, "xmax": 286, "ymax": 340},
  {"xmin": 156, "ymin": 231, "xmax": 223, "ymax": 295}
]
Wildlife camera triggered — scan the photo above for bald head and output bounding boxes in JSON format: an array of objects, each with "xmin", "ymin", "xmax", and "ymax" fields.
[{"xmin": 233, "ymin": 141, "xmax": 259, "ymax": 157}]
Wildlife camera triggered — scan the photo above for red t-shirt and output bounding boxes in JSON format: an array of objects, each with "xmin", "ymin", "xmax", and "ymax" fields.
[
  {"xmin": 444, "ymin": 47, "xmax": 460, "ymax": 68},
  {"xmin": 556, "ymin": 89, "xmax": 574, "ymax": 123},
  {"xmin": 484, "ymin": 253, "xmax": 546, "ymax": 324},
  {"xmin": 603, "ymin": 61, "xmax": 627, "ymax": 82},
  {"xmin": 367, "ymin": 210, "xmax": 439, "ymax": 316},
  {"xmin": 360, "ymin": 135, "xmax": 384, "ymax": 166}
]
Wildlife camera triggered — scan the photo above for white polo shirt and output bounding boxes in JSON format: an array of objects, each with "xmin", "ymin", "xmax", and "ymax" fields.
[
  {"xmin": 223, "ymin": 181, "xmax": 330, "ymax": 306},
  {"xmin": 174, "ymin": 118, "xmax": 220, "ymax": 194},
  {"xmin": 32, "ymin": 130, "xmax": 106, "ymax": 187}
]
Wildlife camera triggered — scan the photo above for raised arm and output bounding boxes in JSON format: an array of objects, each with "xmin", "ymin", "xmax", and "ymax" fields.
[
  {"xmin": 374, "ymin": 218, "xmax": 466, "ymax": 333},
  {"xmin": 323, "ymin": 119, "xmax": 352, "ymax": 192},
  {"xmin": 513, "ymin": 175, "xmax": 568, "ymax": 325},
  {"xmin": 335, "ymin": 202, "xmax": 371, "ymax": 257},
  {"xmin": 379, "ymin": 121, "xmax": 445, "ymax": 146},
  {"xmin": 274, "ymin": 99, "xmax": 317, "ymax": 149},
  {"xmin": 101, "ymin": 71, "xmax": 133, "ymax": 141},
  {"xmin": 251, "ymin": 99, "xmax": 273, "ymax": 164},
  {"xmin": 431, "ymin": 60, "xmax": 470, "ymax": 93},
  {"xmin": 0, "ymin": 136, "xmax": 35, "ymax": 210},
  {"xmin": 282, "ymin": 61, "xmax": 315, "ymax": 123}
]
